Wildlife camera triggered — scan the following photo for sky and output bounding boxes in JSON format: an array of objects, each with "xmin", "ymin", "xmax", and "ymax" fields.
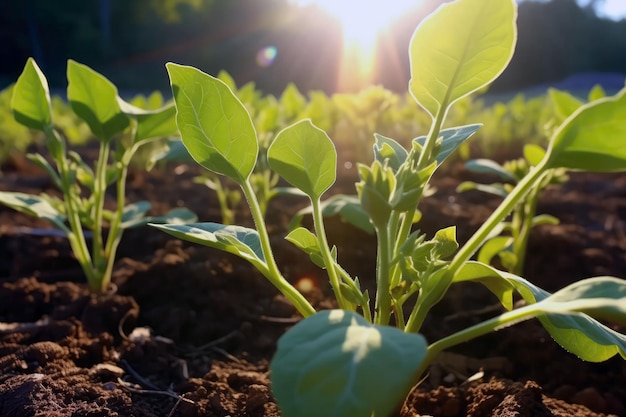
[
  {"xmin": 521, "ymin": 0, "xmax": 626, "ymax": 20},
  {"xmin": 590, "ymin": 0, "xmax": 626, "ymax": 19}
]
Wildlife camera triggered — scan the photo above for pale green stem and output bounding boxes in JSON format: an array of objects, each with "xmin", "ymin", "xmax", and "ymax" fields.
[
  {"xmin": 405, "ymin": 159, "xmax": 549, "ymax": 333},
  {"xmin": 312, "ymin": 198, "xmax": 351, "ymax": 310},
  {"xmin": 413, "ymin": 302, "xmax": 548, "ymax": 380},
  {"xmin": 91, "ymin": 140, "xmax": 111, "ymax": 292},
  {"xmin": 512, "ymin": 184, "xmax": 542, "ymax": 276},
  {"xmin": 374, "ymin": 223, "xmax": 393, "ymax": 325},
  {"xmin": 46, "ymin": 129, "xmax": 96, "ymax": 288},
  {"xmin": 241, "ymin": 180, "xmax": 316, "ymax": 317}
]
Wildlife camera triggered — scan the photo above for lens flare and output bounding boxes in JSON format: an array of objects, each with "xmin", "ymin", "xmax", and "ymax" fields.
[{"xmin": 257, "ymin": 46, "xmax": 278, "ymax": 67}]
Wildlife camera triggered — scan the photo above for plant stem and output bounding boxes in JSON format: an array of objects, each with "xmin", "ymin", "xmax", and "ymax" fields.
[
  {"xmin": 91, "ymin": 140, "xmax": 111, "ymax": 292},
  {"xmin": 405, "ymin": 159, "xmax": 549, "ymax": 333},
  {"xmin": 374, "ymin": 223, "xmax": 393, "ymax": 325},
  {"xmin": 312, "ymin": 198, "xmax": 351, "ymax": 310},
  {"xmin": 241, "ymin": 180, "xmax": 316, "ymax": 317},
  {"xmin": 413, "ymin": 302, "xmax": 545, "ymax": 380}
]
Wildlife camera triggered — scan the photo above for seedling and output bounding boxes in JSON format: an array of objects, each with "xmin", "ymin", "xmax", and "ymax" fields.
[
  {"xmin": 456, "ymin": 147, "xmax": 567, "ymax": 275},
  {"xmin": 1, "ymin": 59, "xmax": 196, "ymax": 294},
  {"xmin": 154, "ymin": 0, "xmax": 626, "ymax": 415}
]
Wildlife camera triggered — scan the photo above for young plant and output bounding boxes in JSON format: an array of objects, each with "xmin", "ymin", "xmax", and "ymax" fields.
[
  {"xmin": 456, "ymin": 146, "xmax": 567, "ymax": 275},
  {"xmin": 154, "ymin": 0, "xmax": 626, "ymax": 415},
  {"xmin": 0, "ymin": 58, "xmax": 196, "ymax": 294}
]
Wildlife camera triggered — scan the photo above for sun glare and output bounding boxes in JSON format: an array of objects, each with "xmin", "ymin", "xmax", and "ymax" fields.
[{"xmin": 291, "ymin": 0, "xmax": 421, "ymax": 91}]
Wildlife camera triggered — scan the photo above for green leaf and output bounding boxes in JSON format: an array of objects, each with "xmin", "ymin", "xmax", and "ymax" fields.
[
  {"xmin": 373, "ymin": 133, "xmax": 409, "ymax": 172},
  {"xmin": 477, "ymin": 236, "xmax": 513, "ymax": 266},
  {"xmin": 117, "ymin": 98, "xmax": 178, "ymax": 142},
  {"xmin": 409, "ymin": 0, "xmax": 517, "ymax": 118},
  {"xmin": 588, "ymin": 84, "xmax": 606, "ymax": 102},
  {"xmin": 546, "ymin": 90, "xmax": 626, "ymax": 172},
  {"xmin": 286, "ymin": 227, "xmax": 326, "ymax": 268},
  {"xmin": 454, "ymin": 263, "xmax": 626, "ymax": 362},
  {"xmin": 517, "ymin": 276, "xmax": 626, "ymax": 362},
  {"xmin": 0, "ymin": 191, "xmax": 68, "ymax": 232},
  {"xmin": 290, "ymin": 194, "xmax": 375, "ymax": 235},
  {"xmin": 11, "ymin": 58, "xmax": 52, "ymax": 131},
  {"xmin": 122, "ymin": 205, "xmax": 197, "ymax": 229},
  {"xmin": 456, "ymin": 181, "xmax": 509, "ymax": 198},
  {"xmin": 268, "ymin": 119, "xmax": 336, "ymax": 200},
  {"xmin": 150, "ymin": 222, "xmax": 267, "ymax": 270},
  {"xmin": 432, "ymin": 226, "xmax": 458, "ymax": 258},
  {"xmin": 548, "ymin": 88, "xmax": 584, "ymax": 120},
  {"xmin": 464, "ymin": 159, "xmax": 517, "ymax": 182},
  {"xmin": 67, "ymin": 60, "xmax": 129, "ymax": 140},
  {"xmin": 271, "ymin": 309, "xmax": 427, "ymax": 417},
  {"xmin": 531, "ymin": 214, "xmax": 559, "ymax": 227},
  {"xmin": 414, "ymin": 124, "xmax": 482, "ymax": 166},
  {"xmin": 166, "ymin": 63, "xmax": 258, "ymax": 184},
  {"xmin": 523, "ymin": 144, "xmax": 546, "ymax": 166}
]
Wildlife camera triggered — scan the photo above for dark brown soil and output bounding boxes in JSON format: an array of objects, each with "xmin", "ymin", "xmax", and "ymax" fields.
[{"xmin": 1, "ymin": 153, "xmax": 625, "ymax": 417}]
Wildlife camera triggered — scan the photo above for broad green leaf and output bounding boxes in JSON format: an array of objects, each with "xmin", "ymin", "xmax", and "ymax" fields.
[
  {"xmin": 67, "ymin": 60, "xmax": 129, "ymax": 140},
  {"xmin": 150, "ymin": 222, "xmax": 267, "ymax": 271},
  {"xmin": 271, "ymin": 309, "xmax": 427, "ymax": 417},
  {"xmin": 166, "ymin": 63, "xmax": 258, "ymax": 183},
  {"xmin": 0, "ymin": 191, "xmax": 68, "ymax": 232},
  {"xmin": 268, "ymin": 119, "xmax": 336, "ymax": 200},
  {"xmin": 373, "ymin": 133, "xmax": 408, "ymax": 172},
  {"xmin": 454, "ymin": 263, "xmax": 626, "ymax": 362},
  {"xmin": 11, "ymin": 58, "xmax": 52, "ymax": 131},
  {"xmin": 548, "ymin": 88, "xmax": 583, "ymax": 120},
  {"xmin": 290, "ymin": 194, "xmax": 375, "ymax": 235},
  {"xmin": 409, "ymin": 0, "xmax": 517, "ymax": 118},
  {"xmin": 464, "ymin": 159, "xmax": 517, "ymax": 182},
  {"xmin": 546, "ymin": 90, "xmax": 626, "ymax": 172},
  {"xmin": 414, "ymin": 124, "xmax": 482, "ymax": 166}
]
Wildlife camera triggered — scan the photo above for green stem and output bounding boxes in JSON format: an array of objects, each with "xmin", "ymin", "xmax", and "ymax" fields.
[
  {"xmin": 449, "ymin": 159, "xmax": 548, "ymax": 276},
  {"xmin": 405, "ymin": 159, "xmax": 549, "ymax": 333},
  {"xmin": 413, "ymin": 302, "xmax": 545, "ymax": 380},
  {"xmin": 312, "ymin": 198, "xmax": 351, "ymax": 310},
  {"xmin": 91, "ymin": 140, "xmax": 111, "ymax": 292},
  {"xmin": 512, "ymin": 185, "xmax": 542, "ymax": 276},
  {"xmin": 374, "ymin": 223, "xmax": 393, "ymax": 325},
  {"xmin": 46, "ymin": 129, "xmax": 96, "ymax": 289},
  {"xmin": 241, "ymin": 180, "xmax": 316, "ymax": 317}
]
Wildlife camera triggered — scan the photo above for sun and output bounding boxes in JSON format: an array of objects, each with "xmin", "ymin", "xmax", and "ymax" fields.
[{"xmin": 290, "ymin": 0, "xmax": 422, "ymax": 91}]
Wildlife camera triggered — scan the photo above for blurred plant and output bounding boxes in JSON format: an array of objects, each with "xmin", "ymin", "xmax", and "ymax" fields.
[
  {"xmin": 0, "ymin": 58, "xmax": 196, "ymax": 294},
  {"xmin": 457, "ymin": 145, "xmax": 567, "ymax": 275}
]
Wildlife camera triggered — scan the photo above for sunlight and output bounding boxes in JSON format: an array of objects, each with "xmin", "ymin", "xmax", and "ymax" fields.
[{"xmin": 290, "ymin": 0, "xmax": 422, "ymax": 91}]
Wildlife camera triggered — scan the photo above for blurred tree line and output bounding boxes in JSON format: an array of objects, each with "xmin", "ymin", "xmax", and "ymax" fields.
[{"xmin": 0, "ymin": 0, "xmax": 625, "ymax": 94}]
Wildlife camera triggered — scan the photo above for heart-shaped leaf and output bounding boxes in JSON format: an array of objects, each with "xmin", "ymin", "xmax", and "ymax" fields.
[
  {"xmin": 67, "ymin": 60, "xmax": 129, "ymax": 140},
  {"xmin": 268, "ymin": 119, "xmax": 336, "ymax": 200},
  {"xmin": 166, "ymin": 63, "xmax": 258, "ymax": 184},
  {"xmin": 271, "ymin": 309, "xmax": 427, "ymax": 417},
  {"xmin": 409, "ymin": 0, "xmax": 517, "ymax": 118}
]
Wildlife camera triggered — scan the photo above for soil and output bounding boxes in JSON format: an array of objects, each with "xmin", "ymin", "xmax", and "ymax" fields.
[{"xmin": 1, "ymin": 151, "xmax": 625, "ymax": 417}]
